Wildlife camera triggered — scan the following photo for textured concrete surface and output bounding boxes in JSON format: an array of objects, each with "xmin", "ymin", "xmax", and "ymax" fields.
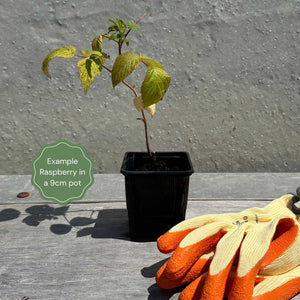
[{"xmin": 1, "ymin": 0, "xmax": 300, "ymax": 174}]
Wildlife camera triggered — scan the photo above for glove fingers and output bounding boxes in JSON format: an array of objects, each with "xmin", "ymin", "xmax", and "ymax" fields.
[
  {"xmin": 259, "ymin": 217, "xmax": 298, "ymax": 270},
  {"xmin": 261, "ymin": 234, "xmax": 300, "ymax": 275},
  {"xmin": 229, "ymin": 217, "xmax": 298, "ymax": 300},
  {"xmin": 166, "ymin": 226, "xmax": 244, "ymax": 299},
  {"xmin": 179, "ymin": 271, "xmax": 236, "ymax": 300},
  {"xmin": 179, "ymin": 274, "xmax": 207, "ymax": 300},
  {"xmin": 156, "ymin": 251, "xmax": 213, "ymax": 289},
  {"xmin": 157, "ymin": 227, "xmax": 199, "ymax": 254},
  {"xmin": 200, "ymin": 226, "xmax": 245, "ymax": 300},
  {"xmin": 157, "ymin": 215, "xmax": 218, "ymax": 254},
  {"xmin": 161, "ymin": 223, "xmax": 227, "ymax": 282},
  {"xmin": 253, "ymin": 265, "xmax": 300, "ymax": 300}
]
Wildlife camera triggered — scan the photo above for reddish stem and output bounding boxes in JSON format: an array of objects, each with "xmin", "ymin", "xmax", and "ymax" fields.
[{"xmin": 74, "ymin": 54, "xmax": 86, "ymax": 58}]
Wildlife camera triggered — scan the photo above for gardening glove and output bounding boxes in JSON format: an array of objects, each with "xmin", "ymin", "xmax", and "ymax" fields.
[
  {"xmin": 162, "ymin": 229, "xmax": 300, "ymax": 300},
  {"xmin": 178, "ymin": 264, "xmax": 300, "ymax": 300},
  {"xmin": 156, "ymin": 194, "xmax": 300, "ymax": 299},
  {"xmin": 252, "ymin": 265, "xmax": 300, "ymax": 300}
]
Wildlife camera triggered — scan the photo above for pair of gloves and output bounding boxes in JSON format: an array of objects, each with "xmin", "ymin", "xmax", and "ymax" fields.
[{"xmin": 155, "ymin": 192, "xmax": 300, "ymax": 300}]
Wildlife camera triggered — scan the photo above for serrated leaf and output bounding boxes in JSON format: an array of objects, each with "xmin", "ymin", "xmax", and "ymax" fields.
[
  {"xmin": 108, "ymin": 18, "xmax": 126, "ymax": 32},
  {"xmin": 127, "ymin": 21, "xmax": 140, "ymax": 32},
  {"xmin": 92, "ymin": 35, "xmax": 104, "ymax": 51},
  {"xmin": 107, "ymin": 18, "xmax": 115, "ymax": 23},
  {"xmin": 141, "ymin": 67, "xmax": 171, "ymax": 106},
  {"xmin": 140, "ymin": 53, "xmax": 164, "ymax": 69},
  {"xmin": 81, "ymin": 50, "xmax": 101, "ymax": 57},
  {"xmin": 111, "ymin": 52, "xmax": 142, "ymax": 87},
  {"xmin": 86, "ymin": 59, "xmax": 93, "ymax": 78},
  {"xmin": 116, "ymin": 18, "xmax": 126, "ymax": 31},
  {"xmin": 82, "ymin": 51, "xmax": 106, "ymax": 64},
  {"xmin": 77, "ymin": 55, "xmax": 102, "ymax": 94},
  {"xmin": 109, "ymin": 33, "xmax": 119, "ymax": 40},
  {"xmin": 107, "ymin": 18, "xmax": 118, "ymax": 26},
  {"xmin": 133, "ymin": 96, "xmax": 156, "ymax": 117},
  {"xmin": 90, "ymin": 53, "xmax": 106, "ymax": 66},
  {"xmin": 108, "ymin": 25, "xmax": 118, "ymax": 32},
  {"xmin": 42, "ymin": 45, "xmax": 76, "ymax": 78}
]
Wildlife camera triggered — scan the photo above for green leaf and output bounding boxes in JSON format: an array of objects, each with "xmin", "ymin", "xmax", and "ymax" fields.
[
  {"xmin": 101, "ymin": 52, "xmax": 110, "ymax": 59},
  {"xmin": 141, "ymin": 67, "xmax": 171, "ymax": 106},
  {"xmin": 81, "ymin": 50, "xmax": 101, "ymax": 57},
  {"xmin": 42, "ymin": 46, "xmax": 76, "ymax": 78},
  {"xmin": 85, "ymin": 59, "xmax": 93, "ymax": 78},
  {"xmin": 127, "ymin": 21, "xmax": 140, "ymax": 32},
  {"xmin": 91, "ymin": 35, "xmax": 106, "ymax": 51},
  {"xmin": 116, "ymin": 18, "xmax": 126, "ymax": 31},
  {"xmin": 111, "ymin": 52, "xmax": 142, "ymax": 87},
  {"xmin": 107, "ymin": 18, "xmax": 118, "ymax": 26},
  {"xmin": 80, "ymin": 51, "xmax": 106, "ymax": 65},
  {"xmin": 108, "ymin": 18, "xmax": 126, "ymax": 32},
  {"xmin": 91, "ymin": 53, "xmax": 105, "ymax": 67},
  {"xmin": 108, "ymin": 33, "xmax": 119, "ymax": 40},
  {"xmin": 108, "ymin": 25, "xmax": 118, "ymax": 32},
  {"xmin": 115, "ymin": 33, "xmax": 124, "ymax": 41},
  {"xmin": 77, "ymin": 53, "xmax": 104, "ymax": 94},
  {"xmin": 140, "ymin": 53, "xmax": 164, "ymax": 69}
]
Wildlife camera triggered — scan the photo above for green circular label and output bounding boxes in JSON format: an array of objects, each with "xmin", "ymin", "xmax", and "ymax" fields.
[{"xmin": 31, "ymin": 140, "xmax": 94, "ymax": 205}]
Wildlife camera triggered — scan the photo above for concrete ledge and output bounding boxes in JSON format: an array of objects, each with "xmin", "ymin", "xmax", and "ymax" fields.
[{"xmin": 1, "ymin": 173, "xmax": 300, "ymax": 204}]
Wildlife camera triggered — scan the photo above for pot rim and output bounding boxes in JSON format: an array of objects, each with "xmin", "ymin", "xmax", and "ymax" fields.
[{"xmin": 120, "ymin": 151, "xmax": 194, "ymax": 176}]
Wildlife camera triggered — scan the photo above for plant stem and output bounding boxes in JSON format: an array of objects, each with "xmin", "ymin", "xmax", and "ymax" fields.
[
  {"xmin": 74, "ymin": 54, "xmax": 86, "ymax": 58},
  {"xmin": 102, "ymin": 65, "xmax": 138, "ymax": 96},
  {"xmin": 140, "ymin": 109, "xmax": 153, "ymax": 158},
  {"xmin": 102, "ymin": 13, "xmax": 153, "ymax": 158},
  {"xmin": 136, "ymin": 13, "xmax": 147, "ymax": 25},
  {"xmin": 119, "ymin": 13, "xmax": 146, "ymax": 55},
  {"xmin": 102, "ymin": 64, "xmax": 152, "ymax": 158}
]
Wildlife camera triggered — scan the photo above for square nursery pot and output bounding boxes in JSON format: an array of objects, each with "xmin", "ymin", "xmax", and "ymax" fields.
[{"xmin": 120, "ymin": 152, "xmax": 194, "ymax": 241}]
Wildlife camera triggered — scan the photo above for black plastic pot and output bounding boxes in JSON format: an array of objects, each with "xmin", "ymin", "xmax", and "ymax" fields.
[{"xmin": 120, "ymin": 152, "xmax": 194, "ymax": 241}]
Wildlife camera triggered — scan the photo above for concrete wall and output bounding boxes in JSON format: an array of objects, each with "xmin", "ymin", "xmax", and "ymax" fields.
[{"xmin": 1, "ymin": 0, "xmax": 299, "ymax": 174}]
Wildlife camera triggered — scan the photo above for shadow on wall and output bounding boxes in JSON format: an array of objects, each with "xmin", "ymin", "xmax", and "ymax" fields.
[{"xmin": 0, "ymin": 205, "xmax": 130, "ymax": 240}]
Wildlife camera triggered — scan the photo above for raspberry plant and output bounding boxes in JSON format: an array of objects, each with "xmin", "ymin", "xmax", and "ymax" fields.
[{"xmin": 42, "ymin": 14, "xmax": 171, "ymax": 158}]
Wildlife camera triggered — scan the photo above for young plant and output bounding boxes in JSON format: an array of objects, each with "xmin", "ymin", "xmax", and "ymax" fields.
[{"xmin": 42, "ymin": 14, "xmax": 171, "ymax": 158}]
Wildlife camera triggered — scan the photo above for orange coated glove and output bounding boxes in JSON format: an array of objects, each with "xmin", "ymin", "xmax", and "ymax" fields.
[
  {"xmin": 174, "ymin": 233, "xmax": 300, "ymax": 300},
  {"xmin": 178, "ymin": 264, "xmax": 300, "ymax": 300},
  {"xmin": 252, "ymin": 265, "xmax": 300, "ymax": 300},
  {"xmin": 156, "ymin": 194, "xmax": 300, "ymax": 300}
]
